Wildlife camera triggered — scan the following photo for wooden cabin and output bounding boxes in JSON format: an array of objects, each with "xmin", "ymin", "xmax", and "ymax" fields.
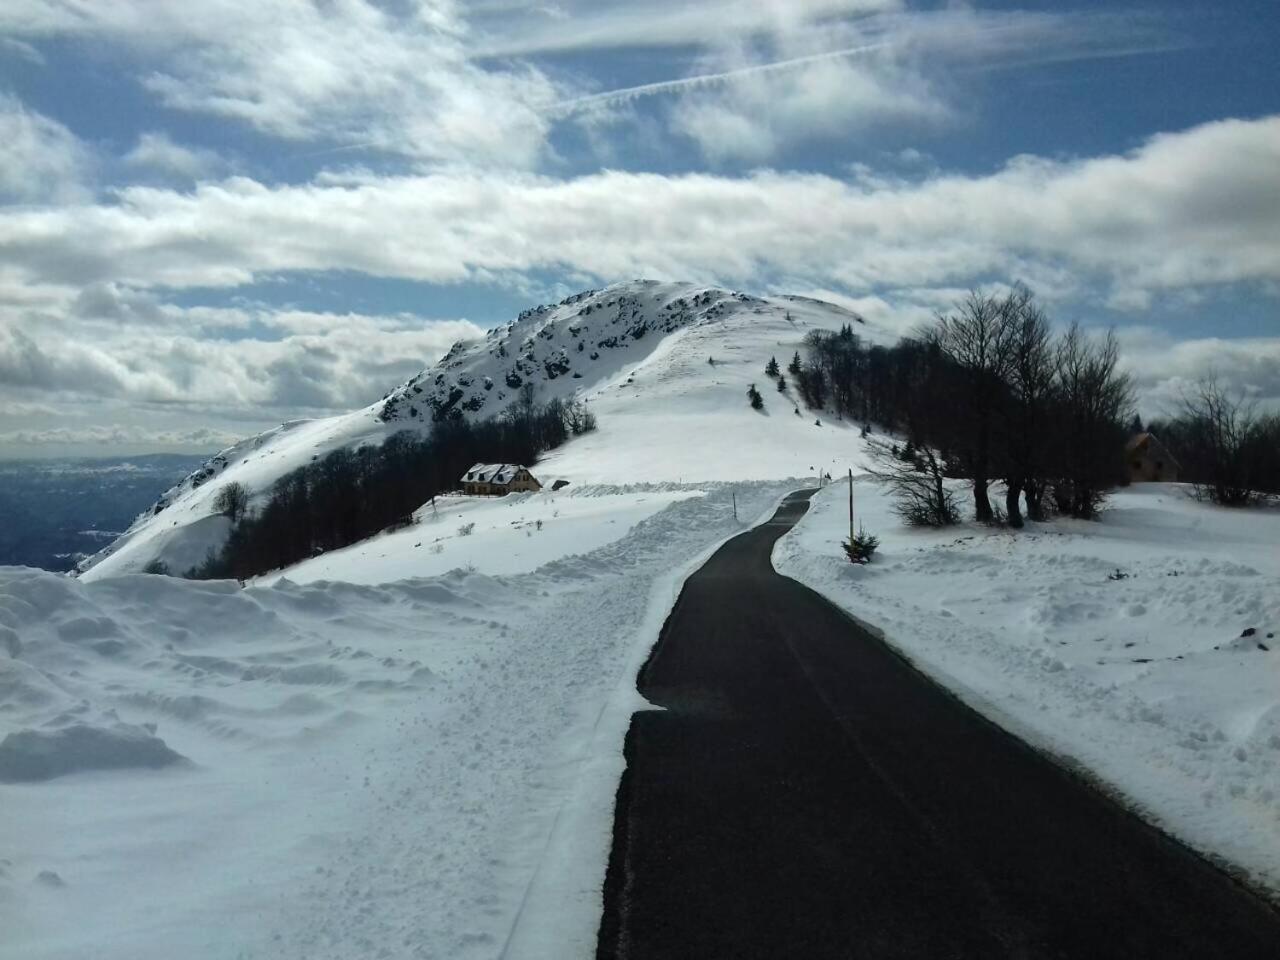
[
  {"xmin": 460, "ymin": 463, "xmax": 542, "ymax": 496},
  {"xmin": 1125, "ymin": 433, "xmax": 1180, "ymax": 483}
]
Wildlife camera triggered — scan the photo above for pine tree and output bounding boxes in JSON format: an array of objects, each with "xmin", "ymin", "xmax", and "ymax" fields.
[
  {"xmin": 777, "ymin": 375, "xmax": 787, "ymax": 392},
  {"xmin": 747, "ymin": 384, "xmax": 764, "ymax": 410},
  {"xmin": 788, "ymin": 352, "xmax": 802, "ymax": 375},
  {"xmin": 765, "ymin": 356, "xmax": 780, "ymax": 377}
]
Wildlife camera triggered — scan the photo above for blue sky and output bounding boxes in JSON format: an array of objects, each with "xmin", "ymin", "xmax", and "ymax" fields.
[{"xmin": 0, "ymin": 1, "xmax": 1277, "ymax": 456}]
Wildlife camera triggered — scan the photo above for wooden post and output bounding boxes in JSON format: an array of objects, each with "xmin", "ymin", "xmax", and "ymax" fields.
[
  {"xmin": 732, "ymin": 490, "xmax": 738, "ymax": 521},
  {"xmin": 844, "ymin": 468, "xmax": 855, "ymax": 545}
]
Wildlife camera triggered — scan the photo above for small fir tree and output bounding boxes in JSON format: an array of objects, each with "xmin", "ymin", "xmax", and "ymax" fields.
[
  {"xmin": 842, "ymin": 525, "xmax": 879, "ymax": 564},
  {"xmin": 747, "ymin": 384, "xmax": 764, "ymax": 410},
  {"xmin": 788, "ymin": 352, "xmax": 802, "ymax": 375},
  {"xmin": 777, "ymin": 375, "xmax": 787, "ymax": 392},
  {"xmin": 765, "ymin": 356, "xmax": 780, "ymax": 377}
]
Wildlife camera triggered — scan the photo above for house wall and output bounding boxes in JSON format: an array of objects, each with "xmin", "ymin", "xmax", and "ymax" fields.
[{"xmin": 1128, "ymin": 454, "xmax": 1178, "ymax": 483}]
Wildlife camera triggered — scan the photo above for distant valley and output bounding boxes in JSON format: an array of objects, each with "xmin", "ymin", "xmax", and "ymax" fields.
[{"xmin": 0, "ymin": 454, "xmax": 208, "ymax": 571}]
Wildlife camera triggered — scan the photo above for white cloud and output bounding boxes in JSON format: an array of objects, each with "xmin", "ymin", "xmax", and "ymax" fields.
[
  {"xmin": 0, "ymin": 95, "xmax": 91, "ymax": 203},
  {"xmin": 2, "ymin": 0, "xmax": 564, "ymax": 167},
  {"xmin": 2, "ymin": 115, "xmax": 1276, "ymax": 306},
  {"xmin": 2, "ymin": 304, "xmax": 483, "ymax": 413},
  {"xmin": 123, "ymin": 132, "xmax": 225, "ymax": 181},
  {"xmin": 475, "ymin": 0, "xmax": 902, "ymax": 56},
  {"xmin": 1117, "ymin": 327, "xmax": 1280, "ymax": 416},
  {"xmin": 0, "ymin": 423, "xmax": 243, "ymax": 451}
]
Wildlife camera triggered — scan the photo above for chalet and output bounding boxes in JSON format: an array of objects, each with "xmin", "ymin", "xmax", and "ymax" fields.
[
  {"xmin": 1125, "ymin": 433, "xmax": 1180, "ymax": 483},
  {"xmin": 461, "ymin": 463, "xmax": 542, "ymax": 496}
]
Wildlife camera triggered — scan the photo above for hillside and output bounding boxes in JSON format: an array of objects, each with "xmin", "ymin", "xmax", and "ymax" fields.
[{"xmin": 77, "ymin": 280, "xmax": 884, "ymax": 581}]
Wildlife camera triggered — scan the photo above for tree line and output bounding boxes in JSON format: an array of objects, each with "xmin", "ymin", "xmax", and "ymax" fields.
[
  {"xmin": 1147, "ymin": 380, "xmax": 1280, "ymax": 506},
  {"xmin": 792, "ymin": 288, "xmax": 1135, "ymax": 527},
  {"xmin": 186, "ymin": 390, "xmax": 595, "ymax": 580}
]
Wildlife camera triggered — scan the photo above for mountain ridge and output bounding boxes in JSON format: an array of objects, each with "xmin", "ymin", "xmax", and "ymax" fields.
[{"xmin": 77, "ymin": 279, "xmax": 873, "ymax": 580}]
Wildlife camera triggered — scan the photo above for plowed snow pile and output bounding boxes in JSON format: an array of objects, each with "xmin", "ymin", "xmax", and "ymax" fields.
[{"xmin": 776, "ymin": 480, "xmax": 1280, "ymax": 895}]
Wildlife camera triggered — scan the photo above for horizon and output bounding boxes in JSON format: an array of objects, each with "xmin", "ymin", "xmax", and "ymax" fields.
[{"xmin": 2, "ymin": 0, "xmax": 1278, "ymax": 458}]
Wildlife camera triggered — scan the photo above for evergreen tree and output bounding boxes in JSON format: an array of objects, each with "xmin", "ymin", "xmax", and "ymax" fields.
[
  {"xmin": 777, "ymin": 375, "xmax": 787, "ymax": 392},
  {"xmin": 765, "ymin": 356, "xmax": 780, "ymax": 377},
  {"xmin": 788, "ymin": 352, "xmax": 802, "ymax": 375},
  {"xmin": 747, "ymin": 384, "xmax": 764, "ymax": 410}
]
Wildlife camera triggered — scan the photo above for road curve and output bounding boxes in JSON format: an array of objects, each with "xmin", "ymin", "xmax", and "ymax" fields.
[{"xmin": 596, "ymin": 489, "xmax": 1280, "ymax": 959}]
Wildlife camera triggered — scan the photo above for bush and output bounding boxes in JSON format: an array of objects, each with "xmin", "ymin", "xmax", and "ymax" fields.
[
  {"xmin": 141, "ymin": 559, "xmax": 170, "ymax": 576},
  {"xmin": 842, "ymin": 527, "xmax": 879, "ymax": 564},
  {"xmin": 868, "ymin": 438, "xmax": 960, "ymax": 527},
  {"xmin": 458, "ymin": 522, "xmax": 476, "ymax": 537},
  {"xmin": 747, "ymin": 384, "xmax": 764, "ymax": 410}
]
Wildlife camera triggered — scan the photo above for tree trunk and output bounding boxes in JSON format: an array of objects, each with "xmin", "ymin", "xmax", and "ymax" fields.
[
  {"xmin": 1005, "ymin": 479, "xmax": 1024, "ymax": 529},
  {"xmin": 1026, "ymin": 480, "xmax": 1047, "ymax": 522},
  {"xmin": 973, "ymin": 478, "xmax": 993, "ymax": 522}
]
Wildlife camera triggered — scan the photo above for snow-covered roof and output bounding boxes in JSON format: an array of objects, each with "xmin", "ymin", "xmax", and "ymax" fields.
[{"xmin": 463, "ymin": 463, "xmax": 531, "ymax": 485}]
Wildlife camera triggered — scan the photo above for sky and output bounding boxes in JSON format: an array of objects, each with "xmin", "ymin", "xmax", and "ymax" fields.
[{"xmin": 0, "ymin": 0, "xmax": 1278, "ymax": 458}]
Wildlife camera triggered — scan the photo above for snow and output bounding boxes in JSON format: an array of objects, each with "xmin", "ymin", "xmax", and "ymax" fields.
[
  {"xmin": 775, "ymin": 479, "xmax": 1280, "ymax": 896},
  {"xmin": 255, "ymin": 487, "xmax": 701, "ymax": 587},
  {"xmin": 0, "ymin": 483, "xmax": 794, "ymax": 959},
  {"xmin": 22, "ymin": 275, "xmax": 1280, "ymax": 954}
]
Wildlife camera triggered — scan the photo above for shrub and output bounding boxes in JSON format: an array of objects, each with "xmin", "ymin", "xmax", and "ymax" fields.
[
  {"xmin": 842, "ymin": 526, "xmax": 880, "ymax": 564},
  {"xmin": 142, "ymin": 559, "xmax": 170, "ymax": 576},
  {"xmin": 747, "ymin": 384, "xmax": 764, "ymax": 410},
  {"xmin": 458, "ymin": 522, "xmax": 476, "ymax": 537}
]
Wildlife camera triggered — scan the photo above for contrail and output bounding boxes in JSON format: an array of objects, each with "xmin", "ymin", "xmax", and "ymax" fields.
[{"xmin": 546, "ymin": 41, "xmax": 889, "ymax": 115}]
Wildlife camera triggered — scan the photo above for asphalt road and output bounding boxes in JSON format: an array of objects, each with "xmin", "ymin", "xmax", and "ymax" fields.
[{"xmin": 596, "ymin": 489, "xmax": 1280, "ymax": 959}]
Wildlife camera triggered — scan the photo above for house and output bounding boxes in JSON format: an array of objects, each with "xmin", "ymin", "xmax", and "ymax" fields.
[
  {"xmin": 460, "ymin": 463, "xmax": 542, "ymax": 496},
  {"xmin": 1125, "ymin": 433, "xmax": 1180, "ymax": 483}
]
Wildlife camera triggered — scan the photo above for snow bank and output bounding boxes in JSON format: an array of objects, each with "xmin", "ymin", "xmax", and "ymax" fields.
[
  {"xmin": 1, "ymin": 482, "xmax": 793, "ymax": 959},
  {"xmin": 775, "ymin": 480, "xmax": 1280, "ymax": 896}
]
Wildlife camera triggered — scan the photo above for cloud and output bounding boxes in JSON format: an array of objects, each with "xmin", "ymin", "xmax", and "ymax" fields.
[
  {"xmin": 1117, "ymin": 327, "xmax": 1280, "ymax": 416},
  {"xmin": 123, "ymin": 132, "xmax": 225, "ymax": 181},
  {"xmin": 2, "ymin": 115, "xmax": 1276, "ymax": 307},
  {"xmin": 666, "ymin": 45, "xmax": 946, "ymax": 161},
  {"xmin": 0, "ymin": 423, "xmax": 244, "ymax": 451},
  {"xmin": 476, "ymin": 0, "xmax": 902, "ymax": 57},
  {"xmin": 0, "ymin": 95, "xmax": 91, "ymax": 203},
  {"xmin": 2, "ymin": 0, "xmax": 564, "ymax": 167},
  {"xmin": 2, "ymin": 304, "xmax": 483, "ymax": 413}
]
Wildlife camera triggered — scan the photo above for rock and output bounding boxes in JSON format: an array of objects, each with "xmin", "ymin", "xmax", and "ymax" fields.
[
  {"xmin": 35, "ymin": 871, "xmax": 65, "ymax": 888},
  {"xmin": 1241, "ymin": 627, "xmax": 1257, "ymax": 637}
]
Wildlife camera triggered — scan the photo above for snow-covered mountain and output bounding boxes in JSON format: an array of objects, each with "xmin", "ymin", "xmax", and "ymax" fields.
[{"xmin": 77, "ymin": 280, "xmax": 883, "ymax": 580}]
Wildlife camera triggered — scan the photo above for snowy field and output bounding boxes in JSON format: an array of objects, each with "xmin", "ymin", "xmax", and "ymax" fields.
[
  {"xmin": 775, "ymin": 480, "xmax": 1280, "ymax": 896},
  {"xmin": 1, "ymin": 483, "xmax": 793, "ymax": 960},
  {"xmin": 255, "ymin": 486, "xmax": 701, "ymax": 587}
]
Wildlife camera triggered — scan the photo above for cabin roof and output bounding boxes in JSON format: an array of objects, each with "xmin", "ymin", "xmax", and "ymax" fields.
[{"xmin": 461, "ymin": 463, "xmax": 536, "ymax": 485}]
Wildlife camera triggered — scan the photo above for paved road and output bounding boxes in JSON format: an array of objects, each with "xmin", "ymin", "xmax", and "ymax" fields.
[{"xmin": 596, "ymin": 490, "xmax": 1280, "ymax": 959}]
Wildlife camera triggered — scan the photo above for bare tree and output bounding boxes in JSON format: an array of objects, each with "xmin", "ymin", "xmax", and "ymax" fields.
[
  {"xmin": 1000, "ymin": 289, "xmax": 1055, "ymax": 526},
  {"xmin": 213, "ymin": 481, "xmax": 251, "ymax": 524},
  {"xmin": 928, "ymin": 291, "xmax": 1019, "ymax": 522},
  {"xmin": 1049, "ymin": 324, "xmax": 1133, "ymax": 519},
  {"xmin": 1179, "ymin": 376, "xmax": 1265, "ymax": 506},
  {"xmin": 868, "ymin": 438, "xmax": 960, "ymax": 527}
]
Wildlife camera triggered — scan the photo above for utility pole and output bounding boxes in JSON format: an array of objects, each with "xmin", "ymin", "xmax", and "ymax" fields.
[{"xmin": 848, "ymin": 468, "xmax": 854, "ymax": 543}]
